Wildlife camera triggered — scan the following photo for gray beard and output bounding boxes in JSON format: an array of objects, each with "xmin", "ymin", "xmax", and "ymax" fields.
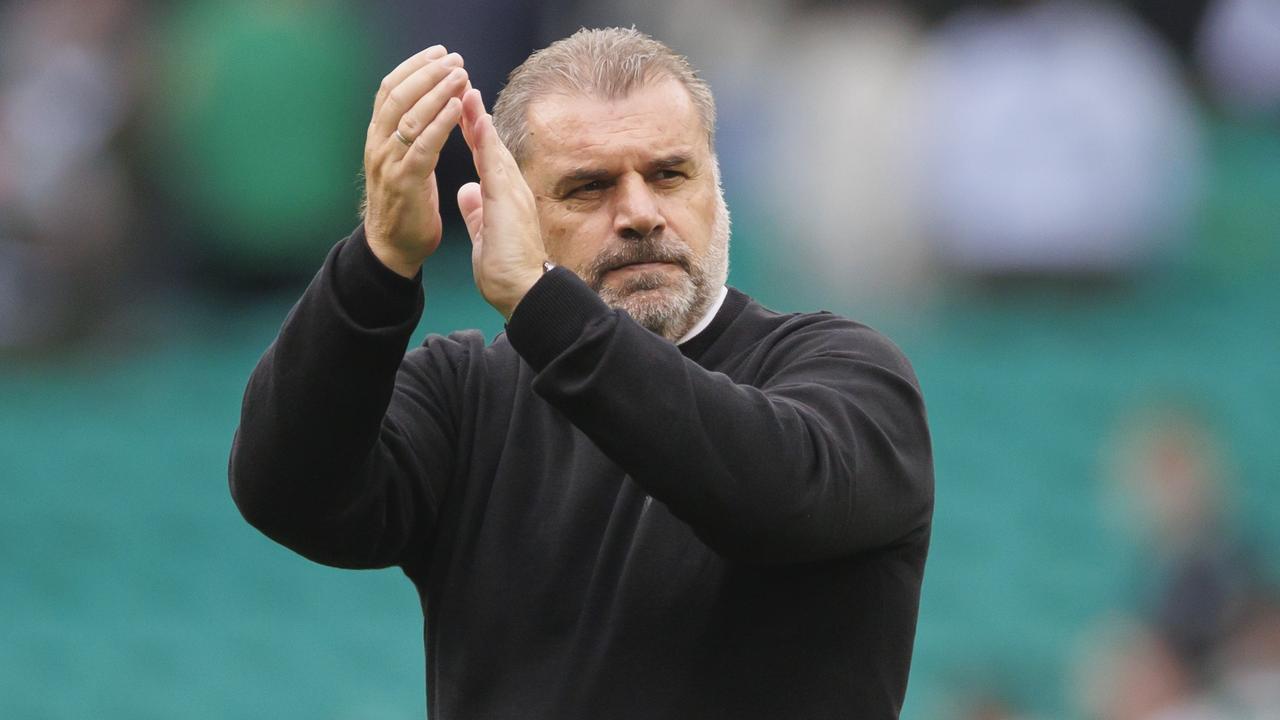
[{"xmin": 584, "ymin": 192, "xmax": 730, "ymax": 341}]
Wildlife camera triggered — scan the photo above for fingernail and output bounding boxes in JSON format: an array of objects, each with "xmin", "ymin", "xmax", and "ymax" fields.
[
  {"xmin": 427, "ymin": 44, "xmax": 445, "ymax": 54},
  {"xmin": 443, "ymin": 52, "xmax": 463, "ymax": 66}
]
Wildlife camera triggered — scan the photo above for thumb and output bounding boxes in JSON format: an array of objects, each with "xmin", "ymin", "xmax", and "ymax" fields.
[{"xmin": 457, "ymin": 182, "xmax": 484, "ymax": 243}]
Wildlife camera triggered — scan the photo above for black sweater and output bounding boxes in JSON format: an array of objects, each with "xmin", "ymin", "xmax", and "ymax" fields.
[{"xmin": 229, "ymin": 227, "xmax": 934, "ymax": 719}]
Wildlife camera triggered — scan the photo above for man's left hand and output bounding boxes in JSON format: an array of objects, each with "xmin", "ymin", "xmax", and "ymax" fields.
[{"xmin": 457, "ymin": 88, "xmax": 547, "ymax": 320}]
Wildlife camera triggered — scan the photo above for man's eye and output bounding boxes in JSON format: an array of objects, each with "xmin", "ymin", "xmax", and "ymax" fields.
[
  {"xmin": 654, "ymin": 170, "xmax": 685, "ymax": 183},
  {"xmin": 568, "ymin": 180, "xmax": 607, "ymax": 198}
]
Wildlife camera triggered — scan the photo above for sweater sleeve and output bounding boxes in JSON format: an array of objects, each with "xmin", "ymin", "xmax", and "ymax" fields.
[
  {"xmin": 506, "ymin": 268, "xmax": 933, "ymax": 565},
  {"xmin": 228, "ymin": 226, "xmax": 460, "ymax": 570}
]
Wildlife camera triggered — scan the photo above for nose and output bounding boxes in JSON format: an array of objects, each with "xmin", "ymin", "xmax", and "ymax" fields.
[{"xmin": 612, "ymin": 173, "xmax": 664, "ymax": 241}]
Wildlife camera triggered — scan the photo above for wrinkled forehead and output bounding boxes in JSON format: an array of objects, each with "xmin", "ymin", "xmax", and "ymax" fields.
[{"xmin": 521, "ymin": 79, "xmax": 710, "ymax": 172}]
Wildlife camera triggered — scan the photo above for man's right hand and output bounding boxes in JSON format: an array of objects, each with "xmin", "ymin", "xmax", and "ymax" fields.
[{"xmin": 362, "ymin": 46, "xmax": 470, "ymax": 278}]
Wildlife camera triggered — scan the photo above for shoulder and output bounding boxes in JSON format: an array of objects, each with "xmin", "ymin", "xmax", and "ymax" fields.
[{"xmin": 733, "ymin": 295, "xmax": 919, "ymax": 386}]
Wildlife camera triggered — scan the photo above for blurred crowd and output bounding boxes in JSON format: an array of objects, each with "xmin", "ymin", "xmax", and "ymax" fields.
[
  {"xmin": 1076, "ymin": 401, "xmax": 1280, "ymax": 720},
  {"xmin": 0, "ymin": 0, "xmax": 1276, "ymax": 717},
  {"xmin": 2, "ymin": 0, "xmax": 1277, "ymax": 351},
  {"xmin": 945, "ymin": 398, "xmax": 1280, "ymax": 720}
]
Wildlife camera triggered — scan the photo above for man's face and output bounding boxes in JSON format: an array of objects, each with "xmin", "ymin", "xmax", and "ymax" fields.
[{"xmin": 520, "ymin": 78, "xmax": 729, "ymax": 341}]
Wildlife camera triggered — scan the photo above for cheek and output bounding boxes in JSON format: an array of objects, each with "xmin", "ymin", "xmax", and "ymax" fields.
[
  {"xmin": 535, "ymin": 205, "xmax": 571, "ymax": 254},
  {"xmin": 539, "ymin": 210, "xmax": 605, "ymax": 268},
  {"xmin": 666, "ymin": 190, "xmax": 717, "ymax": 250}
]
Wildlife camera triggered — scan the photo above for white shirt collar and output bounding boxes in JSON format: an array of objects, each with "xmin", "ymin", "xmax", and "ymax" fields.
[{"xmin": 677, "ymin": 286, "xmax": 729, "ymax": 346}]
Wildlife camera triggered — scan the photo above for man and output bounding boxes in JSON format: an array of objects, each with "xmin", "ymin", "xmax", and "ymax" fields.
[{"xmin": 230, "ymin": 27, "xmax": 933, "ymax": 719}]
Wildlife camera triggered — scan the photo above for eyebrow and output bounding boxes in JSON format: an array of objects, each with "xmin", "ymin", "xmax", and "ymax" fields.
[
  {"xmin": 651, "ymin": 153, "xmax": 693, "ymax": 170},
  {"xmin": 556, "ymin": 168, "xmax": 612, "ymax": 192},
  {"xmin": 553, "ymin": 153, "xmax": 695, "ymax": 196}
]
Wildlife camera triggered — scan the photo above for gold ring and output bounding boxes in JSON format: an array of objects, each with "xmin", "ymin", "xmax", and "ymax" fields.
[{"xmin": 393, "ymin": 129, "xmax": 413, "ymax": 147}]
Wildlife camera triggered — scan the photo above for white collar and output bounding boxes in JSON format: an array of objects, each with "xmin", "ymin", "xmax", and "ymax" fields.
[{"xmin": 677, "ymin": 286, "xmax": 729, "ymax": 346}]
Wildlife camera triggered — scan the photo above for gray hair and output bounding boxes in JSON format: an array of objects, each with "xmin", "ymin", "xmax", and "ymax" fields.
[{"xmin": 492, "ymin": 27, "xmax": 717, "ymax": 165}]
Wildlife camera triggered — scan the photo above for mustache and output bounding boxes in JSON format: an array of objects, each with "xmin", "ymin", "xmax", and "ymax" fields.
[{"xmin": 585, "ymin": 235, "xmax": 692, "ymax": 283}]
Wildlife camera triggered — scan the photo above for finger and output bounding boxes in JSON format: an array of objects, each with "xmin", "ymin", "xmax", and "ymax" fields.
[
  {"xmin": 393, "ymin": 67, "xmax": 469, "ymax": 154},
  {"xmin": 400, "ymin": 96, "xmax": 464, "ymax": 174},
  {"xmin": 460, "ymin": 89, "xmax": 517, "ymax": 197},
  {"xmin": 458, "ymin": 84, "xmax": 477, "ymax": 151},
  {"xmin": 374, "ymin": 51, "xmax": 464, "ymax": 138},
  {"xmin": 457, "ymin": 182, "xmax": 484, "ymax": 243},
  {"xmin": 471, "ymin": 112, "xmax": 523, "ymax": 201},
  {"xmin": 372, "ymin": 52, "xmax": 465, "ymax": 139},
  {"xmin": 372, "ymin": 45, "xmax": 446, "ymax": 117},
  {"xmin": 459, "ymin": 88, "xmax": 485, "ymax": 161}
]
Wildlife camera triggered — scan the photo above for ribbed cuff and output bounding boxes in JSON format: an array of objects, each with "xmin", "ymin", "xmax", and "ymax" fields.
[
  {"xmin": 505, "ymin": 266, "xmax": 612, "ymax": 372},
  {"xmin": 333, "ymin": 224, "xmax": 424, "ymax": 329}
]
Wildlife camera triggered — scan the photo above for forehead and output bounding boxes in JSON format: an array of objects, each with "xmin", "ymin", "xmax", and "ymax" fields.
[{"xmin": 523, "ymin": 79, "xmax": 707, "ymax": 173}]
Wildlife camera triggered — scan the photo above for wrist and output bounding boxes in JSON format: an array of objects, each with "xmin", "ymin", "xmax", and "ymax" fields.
[
  {"xmin": 499, "ymin": 268, "xmax": 548, "ymax": 320},
  {"xmin": 367, "ymin": 239, "xmax": 425, "ymax": 279}
]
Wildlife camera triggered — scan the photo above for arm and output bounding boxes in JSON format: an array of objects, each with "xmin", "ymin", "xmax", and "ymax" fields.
[
  {"xmin": 229, "ymin": 46, "xmax": 472, "ymax": 568},
  {"xmin": 229, "ymin": 228, "xmax": 463, "ymax": 569},
  {"xmin": 506, "ymin": 269, "xmax": 933, "ymax": 565}
]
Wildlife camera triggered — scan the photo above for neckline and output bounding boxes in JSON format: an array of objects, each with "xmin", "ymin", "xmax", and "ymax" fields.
[
  {"xmin": 678, "ymin": 287, "xmax": 750, "ymax": 361},
  {"xmin": 677, "ymin": 286, "xmax": 729, "ymax": 346}
]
